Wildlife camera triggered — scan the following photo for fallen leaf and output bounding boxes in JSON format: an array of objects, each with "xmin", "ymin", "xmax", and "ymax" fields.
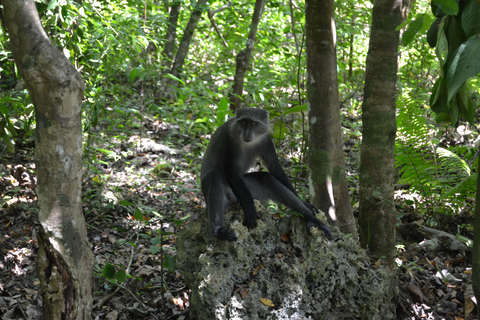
[
  {"xmin": 260, "ymin": 297, "xmax": 274, "ymax": 307},
  {"xmin": 464, "ymin": 284, "xmax": 476, "ymax": 318},
  {"xmin": 253, "ymin": 265, "xmax": 265, "ymax": 275},
  {"xmin": 240, "ymin": 288, "xmax": 248, "ymax": 300},
  {"xmin": 280, "ymin": 233, "xmax": 290, "ymax": 242},
  {"xmin": 406, "ymin": 284, "xmax": 424, "ymax": 303}
]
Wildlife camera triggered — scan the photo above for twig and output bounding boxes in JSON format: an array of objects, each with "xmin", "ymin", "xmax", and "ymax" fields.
[{"xmin": 207, "ymin": 2, "xmax": 232, "ymax": 48}]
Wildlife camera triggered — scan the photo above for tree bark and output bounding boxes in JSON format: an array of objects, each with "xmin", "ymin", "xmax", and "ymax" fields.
[
  {"xmin": 163, "ymin": 2, "xmax": 181, "ymax": 65},
  {"xmin": 170, "ymin": 0, "xmax": 208, "ymax": 80},
  {"xmin": 358, "ymin": 0, "xmax": 402, "ymax": 266},
  {"xmin": 163, "ymin": 0, "xmax": 208, "ymax": 99},
  {"xmin": 229, "ymin": 0, "xmax": 266, "ymax": 111},
  {"xmin": 157, "ymin": 1, "xmax": 181, "ymax": 100},
  {"xmin": 305, "ymin": 0, "xmax": 356, "ymax": 234},
  {"xmin": 2, "ymin": 1, "xmax": 94, "ymax": 319},
  {"xmin": 473, "ymin": 154, "xmax": 480, "ymax": 312}
]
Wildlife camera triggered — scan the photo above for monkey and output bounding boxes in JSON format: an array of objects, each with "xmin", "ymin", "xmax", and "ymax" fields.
[{"xmin": 200, "ymin": 108, "xmax": 332, "ymax": 241}]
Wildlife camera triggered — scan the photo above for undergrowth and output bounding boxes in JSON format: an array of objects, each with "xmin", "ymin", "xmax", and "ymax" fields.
[{"xmin": 395, "ymin": 92, "xmax": 477, "ymax": 224}]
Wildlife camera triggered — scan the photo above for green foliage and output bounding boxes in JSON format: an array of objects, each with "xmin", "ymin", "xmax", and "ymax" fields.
[
  {"xmin": 0, "ymin": 91, "xmax": 34, "ymax": 153},
  {"xmin": 427, "ymin": 0, "xmax": 480, "ymax": 124},
  {"xmin": 102, "ymin": 262, "xmax": 127, "ymax": 283},
  {"xmin": 396, "ymin": 92, "xmax": 476, "ymax": 219}
]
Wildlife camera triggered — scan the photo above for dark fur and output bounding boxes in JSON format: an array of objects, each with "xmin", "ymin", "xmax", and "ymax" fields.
[{"xmin": 201, "ymin": 108, "xmax": 332, "ymax": 241}]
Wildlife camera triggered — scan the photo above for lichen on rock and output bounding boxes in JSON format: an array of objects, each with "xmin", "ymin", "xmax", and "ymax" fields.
[{"xmin": 177, "ymin": 201, "xmax": 397, "ymax": 319}]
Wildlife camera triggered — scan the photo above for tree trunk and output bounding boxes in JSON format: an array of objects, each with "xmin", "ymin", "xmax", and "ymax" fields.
[
  {"xmin": 473, "ymin": 153, "xmax": 480, "ymax": 312},
  {"xmin": 229, "ymin": 0, "xmax": 266, "ymax": 111},
  {"xmin": 163, "ymin": 3, "xmax": 181, "ymax": 65},
  {"xmin": 358, "ymin": 0, "xmax": 402, "ymax": 266},
  {"xmin": 165, "ymin": 0, "xmax": 208, "ymax": 97},
  {"xmin": 305, "ymin": 0, "xmax": 356, "ymax": 234},
  {"xmin": 2, "ymin": 1, "xmax": 94, "ymax": 319},
  {"xmin": 157, "ymin": 1, "xmax": 181, "ymax": 100}
]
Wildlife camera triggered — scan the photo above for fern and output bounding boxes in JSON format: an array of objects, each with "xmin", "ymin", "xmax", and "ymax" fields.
[{"xmin": 395, "ymin": 93, "xmax": 476, "ymax": 217}]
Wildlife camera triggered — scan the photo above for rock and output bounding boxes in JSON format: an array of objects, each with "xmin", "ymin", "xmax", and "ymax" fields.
[{"xmin": 177, "ymin": 202, "xmax": 397, "ymax": 320}]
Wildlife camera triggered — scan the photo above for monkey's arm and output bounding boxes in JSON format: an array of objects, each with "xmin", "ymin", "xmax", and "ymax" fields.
[{"xmin": 261, "ymin": 139, "xmax": 299, "ymax": 195}]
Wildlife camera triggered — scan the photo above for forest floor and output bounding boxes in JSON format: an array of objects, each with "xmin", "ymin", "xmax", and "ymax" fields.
[{"xmin": 0, "ymin": 120, "xmax": 477, "ymax": 320}]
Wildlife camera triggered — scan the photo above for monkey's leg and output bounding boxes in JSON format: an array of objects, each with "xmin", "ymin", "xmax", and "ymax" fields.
[
  {"xmin": 226, "ymin": 174, "xmax": 259, "ymax": 229},
  {"xmin": 201, "ymin": 170, "xmax": 238, "ymax": 241},
  {"xmin": 243, "ymin": 172, "xmax": 332, "ymax": 239}
]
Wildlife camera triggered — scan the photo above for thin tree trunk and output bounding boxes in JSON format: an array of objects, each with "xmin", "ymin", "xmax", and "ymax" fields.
[
  {"xmin": 473, "ymin": 154, "xmax": 480, "ymax": 312},
  {"xmin": 2, "ymin": 1, "xmax": 94, "ymax": 319},
  {"xmin": 305, "ymin": 0, "xmax": 356, "ymax": 234},
  {"xmin": 163, "ymin": 3, "xmax": 180, "ymax": 64},
  {"xmin": 229, "ymin": 0, "xmax": 266, "ymax": 111},
  {"xmin": 358, "ymin": 0, "xmax": 402, "ymax": 266},
  {"xmin": 164, "ymin": 0, "xmax": 208, "ymax": 99},
  {"xmin": 157, "ymin": 2, "xmax": 181, "ymax": 100},
  {"xmin": 288, "ymin": 0, "xmax": 300, "ymax": 55},
  {"xmin": 169, "ymin": 0, "xmax": 208, "ymax": 80}
]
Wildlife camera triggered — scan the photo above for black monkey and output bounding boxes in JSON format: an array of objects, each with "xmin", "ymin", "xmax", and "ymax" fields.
[{"xmin": 200, "ymin": 108, "xmax": 332, "ymax": 241}]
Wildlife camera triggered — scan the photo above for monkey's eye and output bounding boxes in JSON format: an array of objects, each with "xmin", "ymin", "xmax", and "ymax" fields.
[{"xmin": 249, "ymin": 121, "xmax": 256, "ymax": 126}]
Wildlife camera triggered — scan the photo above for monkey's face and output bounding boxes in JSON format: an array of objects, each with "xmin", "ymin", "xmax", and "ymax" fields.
[{"xmin": 234, "ymin": 118, "xmax": 268, "ymax": 144}]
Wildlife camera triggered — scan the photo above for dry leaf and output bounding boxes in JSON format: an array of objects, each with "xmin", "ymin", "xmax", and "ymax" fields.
[
  {"xmin": 260, "ymin": 297, "xmax": 274, "ymax": 307},
  {"xmin": 253, "ymin": 265, "xmax": 265, "ymax": 275},
  {"xmin": 240, "ymin": 288, "xmax": 248, "ymax": 300},
  {"xmin": 406, "ymin": 284, "xmax": 424, "ymax": 303},
  {"xmin": 464, "ymin": 284, "xmax": 476, "ymax": 318},
  {"xmin": 280, "ymin": 233, "xmax": 290, "ymax": 242}
]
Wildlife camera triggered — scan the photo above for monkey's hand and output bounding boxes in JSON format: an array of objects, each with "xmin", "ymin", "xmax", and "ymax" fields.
[
  {"xmin": 215, "ymin": 226, "xmax": 238, "ymax": 241},
  {"xmin": 306, "ymin": 217, "xmax": 333, "ymax": 240},
  {"xmin": 242, "ymin": 208, "xmax": 259, "ymax": 229}
]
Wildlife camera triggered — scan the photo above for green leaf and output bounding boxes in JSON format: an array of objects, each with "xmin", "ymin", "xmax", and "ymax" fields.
[
  {"xmin": 163, "ymin": 252, "xmax": 175, "ymax": 273},
  {"xmin": 448, "ymin": 98, "xmax": 459, "ymax": 124},
  {"xmin": 430, "ymin": 77, "xmax": 448, "ymax": 113},
  {"xmin": 119, "ymin": 200, "xmax": 135, "ymax": 206},
  {"xmin": 283, "ymin": 104, "xmax": 308, "ymax": 115},
  {"xmin": 435, "ymin": 18, "xmax": 448, "ymax": 68},
  {"xmin": 134, "ymin": 208, "xmax": 145, "ymax": 221},
  {"xmin": 402, "ymin": 15, "xmax": 425, "ymax": 46},
  {"xmin": 456, "ymin": 84, "xmax": 475, "ymax": 124},
  {"xmin": 150, "ymin": 245, "xmax": 160, "ymax": 255},
  {"xmin": 194, "ymin": 116, "xmax": 209, "ymax": 123},
  {"xmin": 461, "ymin": 0, "xmax": 480, "ymax": 38},
  {"xmin": 216, "ymin": 97, "xmax": 233, "ymax": 125},
  {"xmin": 427, "ymin": 18, "xmax": 440, "ymax": 48},
  {"xmin": 150, "ymin": 237, "xmax": 161, "ymax": 245},
  {"xmin": 114, "ymin": 269, "xmax": 127, "ymax": 282},
  {"xmin": 446, "ymin": 35, "xmax": 480, "ymax": 102},
  {"xmin": 46, "ymin": 0, "xmax": 60, "ymax": 11},
  {"xmin": 432, "ymin": 0, "xmax": 459, "ymax": 15},
  {"xmin": 102, "ymin": 263, "xmax": 116, "ymax": 279},
  {"xmin": 129, "ymin": 67, "xmax": 141, "ymax": 85},
  {"xmin": 163, "ymin": 73, "xmax": 185, "ymax": 85},
  {"xmin": 420, "ymin": 14, "xmax": 434, "ymax": 33}
]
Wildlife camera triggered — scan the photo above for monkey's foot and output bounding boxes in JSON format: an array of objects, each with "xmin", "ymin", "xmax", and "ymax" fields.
[
  {"xmin": 304, "ymin": 201, "xmax": 320, "ymax": 213},
  {"xmin": 306, "ymin": 218, "xmax": 333, "ymax": 240},
  {"xmin": 242, "ymin": 210, "xmax": 259, "ymax": 229},
  {"xmin": 214, "ymin": 226, "xmax": 238, "ymax": 241}
]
